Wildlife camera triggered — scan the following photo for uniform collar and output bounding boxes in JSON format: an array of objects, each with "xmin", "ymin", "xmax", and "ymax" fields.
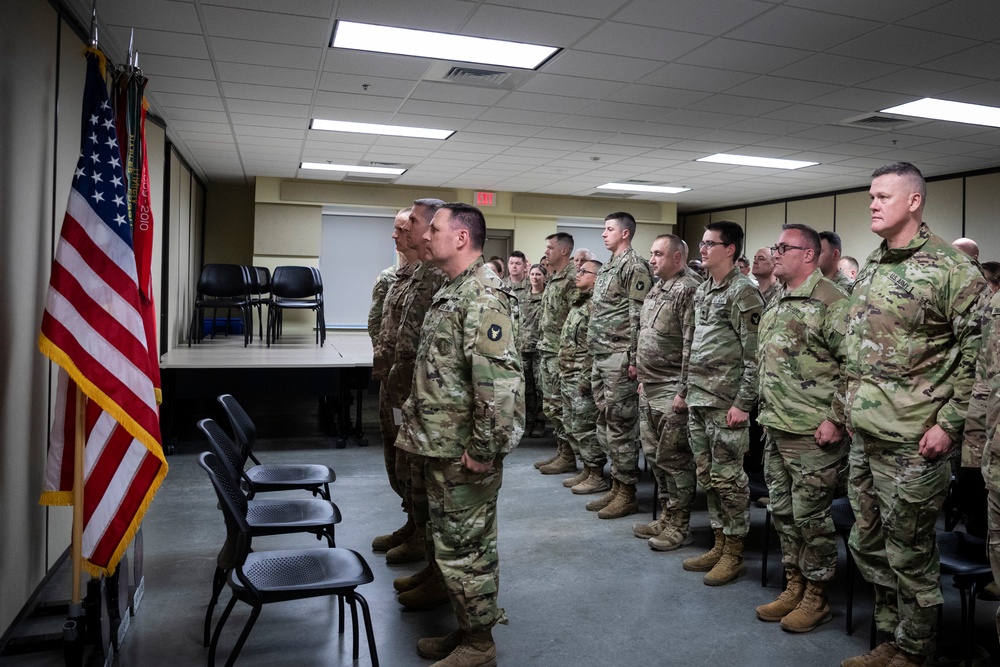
[
  {"xmin": 783, "ymin": 269, "xmax": 823, "ymax": 299},
  {"xmin": 876, "ymin": 222, "xmax": 931, "ymax": 261}
]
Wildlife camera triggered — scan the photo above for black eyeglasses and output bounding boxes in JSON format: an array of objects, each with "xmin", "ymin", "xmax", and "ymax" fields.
[
  {"xmin": 577, "ymin": 268, "xmax": 597, "ymax": 276},
  {"xmin": 699, "ymin": 240, "xmax": 729, "ymax": 249},
  {"xmin": 770, "ymin": 243, "xmax": 809, "ymax": 255}
]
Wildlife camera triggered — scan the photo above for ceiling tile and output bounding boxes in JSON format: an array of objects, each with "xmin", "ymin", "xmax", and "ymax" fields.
[
  {"xmin": 574, "ymin": 22, "xmax": 711, "ymax": 61},
  {"xmin": 828, "ymin": 25, "xmax": 978, "ymax": 67},
  {"xmin": 462, "ymin": 4, "xmax": 599, "ymax": 45},
  {"xmin": 201, "ymin": 6, "xmax": 330, "ymax": 46},
  {"xmin": 223, "ymin": 82, "xmax": 314, "ymax": 104},
  {"xmin": 212, "ymin": 37, "xmax": 322, "ymax": 69},
  {"xmin": 772, "ymin": 53, "xmax": 901, "ymax": 86},
  {"xmin": 676, "ymin": 39, "xmax": 812, "ymax": 74},
  {"xmin": 612, "ymin": 0, "xmax": 773, "ymax": 35},
  {"xmin": 516, "ymin": 73, "xmax": 625, "ymax": 100},
  {"xmin": 410, "ymin": 81, "xmax": 507, "ymax": 106},
  {"xmin": 219, "ymin": 63, "xmax": 319, "ymax": 88},
  {"xmin": 899, "ymin": 0, "xmax": 1000, "ymax": 41},
  {"xmin": 543, "ymin": 51, "xmax": 663, "ymax": 82},
  {"xmin": 920, "ymin": 43, "xmax": 1000, "ymax": 80},
  {"xmin": 725, "ymin": 6, "xmax": 880, "ymax": 51}
]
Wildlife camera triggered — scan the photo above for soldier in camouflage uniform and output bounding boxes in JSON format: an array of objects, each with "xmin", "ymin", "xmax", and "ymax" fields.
[
  {"xmin": 519, "ymin": 264, "xmax": 547, "ymax": 438},
  {"xmin": 368, "ymin": 263, "xmax": 398, "ymax": 346},
  {"xmin": 632, "ymin": 235, "xmax": 701, "ymax": 550},
  {"xmin": 505, "ymin": 250, "xmax": 529, "ymax": 297},
  {"xmin": 586, "ymin": 212, "xmax": 652, "ymax": 520},
  {"xmin": 534, "ymin": 232, "xmax": 578, "ymax": 474},
  {"xmin": 819, "ymin": 230, "xmax": 855, "ymax": 292},
  {"xmin": 396, "ymin": 203, "xmax": 525, "ymax": 667},
  {"xmin": 966, "ymin": 289, "xmax": 1000, "ymax": 644},
  {"xmin": 682, "ymin": 220, "xmax": 764, "ymax": 586},
  {"xmin": 370, "ymin": 208, "xmax": 415, "ymax": 554},
  {"xmin": 841, "ymin": 163, "xmax": 986, "ymax": 667},
  {"xmin": 752, "ymin": 246, "xmax": 780, "ymax": 306},
  {"xmin": 558, "ymin": 259, "xmax": 610, "ymax": 496},
  {"xmin": 753, "ymin": 223, "xmax": 850, "ymax": 633}
]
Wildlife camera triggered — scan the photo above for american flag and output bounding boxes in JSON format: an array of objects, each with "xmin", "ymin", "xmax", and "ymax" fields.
[{"xmin": 38, "ymin": 50, "xmax": 167, "ymax": 576}]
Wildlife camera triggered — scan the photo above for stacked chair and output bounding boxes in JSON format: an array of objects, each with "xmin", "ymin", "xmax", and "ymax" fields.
[
  {"xmin": 267, "ymin": 266, "xmax": 325, "ymax": 347},
  {"xmin": 197, "ymin": 395, "xmax": 378, "ymax": 666},
  {"xmin": 188, "ymin": 264, "xmax": 253, "ymax": 347}
]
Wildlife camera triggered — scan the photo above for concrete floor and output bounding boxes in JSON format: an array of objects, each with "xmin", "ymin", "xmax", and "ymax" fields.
[{"xmin": 6, "ymin": 393, "xmax": 999, "ymax": 666}]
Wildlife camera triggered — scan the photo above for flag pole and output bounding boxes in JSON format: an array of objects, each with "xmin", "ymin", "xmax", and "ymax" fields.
[{"xmin": 71, "ymin": 384, "xmax": 86, "ymax": 608}]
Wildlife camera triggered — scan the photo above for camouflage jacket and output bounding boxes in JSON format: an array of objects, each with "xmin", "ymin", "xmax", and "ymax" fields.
[
  {"xmin": 367, "ymin": 264, "xmax": 397, "ymax": 346},
  {"xmin": 537, "ymin": 263, "xmax": 577, "ymax": 354},
  {"xmin": 372, "ymin": 262, "xmax": 415, "ymax": 381},
  {"xmin": 558, "ymin": 290, "xmax": 594, "ymax": 382},
  {"xmin": 964, "ymin": 290, "xmax": 1000, "ymax": 476},
  {"xmin": 831, "ymin": 269, "xmax": 854, "ymax": 293},
  {"xmin": 687, "ymin": 266, "xmax": 764, "ymax": 411},
  {"xmin": 637, "ymin": 267, "xmax": 700, "ymax": 394},
  {"xmin": 844, "ymin": 223, "xmax": 986, "ymax": 444},
  {"xmin": 384, "ymin": 261, "xmax": 449, "ymax": 408},
  {"xmin": 759, "ymin": 280, "xmax": 780, "ymax": 308},
  {"xmin": 396, "ymin": 257, "xmax": 525, "ymax": 463},
  {"xmin": 588, "ymin": 245, "xmax": 653, "ymax": 361},
  {"xmin": 757, "ymin": 269, "xmax": 849, "ymax": 435},
  {"xmin": 518, "ymin": 289, "xmax": 544, "ymax": 353}
]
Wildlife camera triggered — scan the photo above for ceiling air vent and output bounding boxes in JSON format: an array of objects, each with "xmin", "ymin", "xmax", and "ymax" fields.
[
  {"xmin": 443, "ymin": 66, "xmax": 511, "ymax": 86},
  {"xmin": 369, "ymin": 161, "xmax": 404, "ymax": 168},
  {"xmin": 840, "ymin": 113, "xmax": 919, "ymax": 130},
  {"xmin": 343, "ymin": 174, "xmax": 399, "ymax": 183},
  {"xmin": 588, "ymin": 192, "xmax": 635, "ymax": 199},
  {"xmin": 622, "ymin": 179, "xmax": 656, "ymax": 184}
]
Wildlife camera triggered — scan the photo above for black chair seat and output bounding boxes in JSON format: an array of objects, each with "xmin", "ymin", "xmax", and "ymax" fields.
[
  {"xmin": 231, "ymin": 547, "xmax": 373, "ymax": 602},
  {"xmin": 246, "ymin": 464, "xmax": 337, "ymax": 488},
  {"xmin": 246, "ymin": 498, "xmax": 342, "ymax": 535},
  {"xmin": 939, "ymin": 531, "xmax": 991, "ymax": 577}
]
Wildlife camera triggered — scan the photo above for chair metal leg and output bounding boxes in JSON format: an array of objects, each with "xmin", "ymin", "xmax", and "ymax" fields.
[
  {"xmin": 348, "ymin": 595, "xmax": 360, "ymax": 660},
  {"xmin": 225, "ymin": 603, "xmax": 262, "ymax": 667},
  {"xmin": 204, "ymin": 566, "xmax": 227, "ymax": 646},
  {"xmin": 338, "ymin": 594, "xmax": 345, "ymax": 633},
  {"xmin": 761, "ymin": 508, "xmax": 771, "ymax": 587},
  {"xmin": 208, "ymin": 594, "xmax": 238, "ymax": 667}
]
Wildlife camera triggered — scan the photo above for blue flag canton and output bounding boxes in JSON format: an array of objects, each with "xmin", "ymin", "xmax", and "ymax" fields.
[{"xmin": 74, "ymin": 55, "xmax": 132, "ymax": 249}]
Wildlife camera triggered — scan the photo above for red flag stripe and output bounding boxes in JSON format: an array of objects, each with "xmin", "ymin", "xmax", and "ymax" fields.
[{"xmin": 88, "ymin": 451, "xmax": 162, "ymax": 567}]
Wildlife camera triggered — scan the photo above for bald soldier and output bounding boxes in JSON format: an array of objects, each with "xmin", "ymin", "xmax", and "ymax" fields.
[
  {"xmin": 752, "ymin": 246, "xmax": 780, "ymax": 305},
  {"xmin": 396, "ymin": 203, "xmax": 524, "ymax": 667},
  {"xmin": 841, "ymin": 163, "xmax": 986, "ymax": 667}
]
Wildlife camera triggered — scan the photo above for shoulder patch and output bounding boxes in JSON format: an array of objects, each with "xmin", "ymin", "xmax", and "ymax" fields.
[
  {"xmin": 476, "ymin": 309, "xmax": 513, "ymax": 358},
  {"xmin": 630, "ymin": 270, "xmax": 652, "ymax": 300}
]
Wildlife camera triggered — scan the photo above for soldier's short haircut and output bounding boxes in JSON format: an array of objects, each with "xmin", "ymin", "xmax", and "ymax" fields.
[
  {"xmin": 783, "ymin": 223, "xmax": 822, "ymax": 256},
  {"xmin": 441, "ymin": 202, "xmax": 486, "ymax": 251},
  {"xmin": 545, "ymin": 232, "xmax": 575, "ymax": 252},
  {"xmin": 584, "ymin": 259, "xmax": 603, "ymax": 271},
  {"xmin": 819, "ymin": 230, "xmax": 842, "ymax": 252},
  {"xmin": 707, "ymin": 220, "xmax": 745, "ymax": 260},
  {"xmin": 397, "ymin": 207, "xmax": 412, "ymax": 216},
  {"xmin": 509, "ymin": 250, "xmax": 526, "ymax": 261},
  {"xmin": 413, "ymin": 198, "xmax": 446, "ymax": 216},
  {"xmin": 841, "ymin": 255, "xmax": 860, "ymax": 273},
  {"xmin": 872, "ymin": 162, "xmax": 926, "ymax": 199},
  {"xmin": 655, "ymin": 233, "xmax": 685, "ymax": 255},
  {"xmin": 982, "ymin": 261, "xmax": 1000, "ymax": 290},
  {"xmin": 606, "ymin": 211, "xmax": 637, "ymax": 237}
]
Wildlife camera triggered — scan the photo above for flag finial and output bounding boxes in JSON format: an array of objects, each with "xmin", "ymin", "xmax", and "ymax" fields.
[{"xmin": 89, "ymin": 1, "xmax": 98, "ymax": 47}]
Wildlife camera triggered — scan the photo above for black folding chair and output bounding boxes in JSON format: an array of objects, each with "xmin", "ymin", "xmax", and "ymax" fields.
[
  {"xmin": 267, "ymin": 265, "xmax": 325, "ymax": 346},
  {"xmin": 189, "ymin": 264, "xmax": 252, "ymax": 347}
]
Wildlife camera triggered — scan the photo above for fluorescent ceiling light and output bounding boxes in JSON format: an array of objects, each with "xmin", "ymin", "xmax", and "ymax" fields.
[
  {"xmin": 300, "ymin": 162, "xmax": 406, "ymax": 175},
  {"xmin": 597, "ymin": 182, "xmax": 690, "ymax": 195},
  {"xmin": 697, "ymin": 154, "xmax": 818, "ymax": 170},
  {"xmin": 881, "ymin": 97, "xmax": 1000, "ymax": 128},
  {"xmin": 332, "ymin": 20, "xmax": 559, "ymax": 70},
  {"xmin": 311, "ymin": 119, "xmax": 454, "ymax": 140}
]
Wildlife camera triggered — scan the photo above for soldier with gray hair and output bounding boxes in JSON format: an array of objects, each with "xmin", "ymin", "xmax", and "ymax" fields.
[
  {"xmin": 841, "ymin": 163, "xmax": 987, "ymax": 667},
  {"xmin": 754, "ymin": 223, "xmax": 849, "ymax": 633},
  {"xmin": 573, "ymin": 247, "xmax": 597, "ymax": 270}
]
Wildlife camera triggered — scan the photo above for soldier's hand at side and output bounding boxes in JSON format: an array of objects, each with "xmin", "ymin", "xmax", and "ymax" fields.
[
  {"xmin": 726, "ymin": 406, "xmax": 749, "ymax": 428},
  {"xmin": 918, "ymin": 425, "xmax": 954, "ymax": 459},
  {"xmin": 637, "ymin": 382, "xmax": 644, "ymax": 397},
  {"xmin": 462, "ymin": 450, "xmax": 494, "ymax": 472},
  {"xmin": 673, "ymin": 394, "xmax": 688, "ymax": 414},
  {"xmin": 814, "ymin": 420, "xmax": 844, "ymax": 447},
  {"xmin": 628, "ymin": 364, "xmax": 638, "ymax": 381}
]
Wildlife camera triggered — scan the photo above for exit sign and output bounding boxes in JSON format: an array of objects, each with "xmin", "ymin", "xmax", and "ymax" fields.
[{"xmin": 475, "ymin": 191, "xmax": 496, "ymax": 207}]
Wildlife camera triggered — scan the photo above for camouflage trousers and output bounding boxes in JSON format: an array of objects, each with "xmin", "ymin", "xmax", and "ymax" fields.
[
  {"xmin": 423, "ymin": 455, "xmax": 508, "ymax": 632},
  {"xmin": 987, "ymin": 489, "xmax": 1000, "ymax": 643},
  {"xmin": 847, "ymin": 432, "xmax": 949, "ymax": 656},
  {"xmin": 764, "ymin": 428, "xmax": 847, "ymax": 582},
  {"xmin": 592, "ymin": 351, "xmax": 640, "ymax": 484},
  {"xmin": 538, "ymin": 350, "xmax": 566, "ymax": 446},
  {"xmin": 639, "ymin": 383, "xmax": 695, "ymax": 516},
  {"xmin": 560, "ymin": 369, "xmax": 606, "ymax": 468},
  {"xmin": 522, "ymin": 348, "xmax": 545, "ymax": 430},
  {"xmin": 689, "ymin": 406, "xmax": 749, "ymax": 537},
  {"xmin": 397, "ymin": 446, "xmax": 427, "ymax": 534},
  {"xmin": 377, "ymin": 384, "xmax": 404, "ymax": 503}
]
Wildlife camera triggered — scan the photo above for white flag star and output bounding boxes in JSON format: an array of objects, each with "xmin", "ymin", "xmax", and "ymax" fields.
[
  {"xmin": 102, "ymin": 117, "xmax": 115, "ymax": 131},
  {"xmin": 91, "ymin": 152, "xmax": 101, "ymax": 163},
  {"xmin": 111, "ymin": 175, "xmax": 123, "ymax": 188},
  {"xmin": 75, "ymin": 166, "xmax": 86, "ymax": 179},
  {"xmin": 114, "ymin": 213, "xmax": 127, "ymax": 226},
  {"xmin": 90, "ymin": 132, "xmax": 98, "ymax": 144},
  {"xmin": 91, "ymin": 190, "xmax": 105, "ymax": 204},
  {"xmin": 100, "ymin": 100, "xmax": 110, "ymax": 110},
  {"xmin": 106, "ymin": 136, "xmax": 118, "ymax": 150},
  {"xmin": 113, "ymin": 194, "xmax": 125, "ymax": 207},
  {"xmin": 90, "ymin": 114, "xmax": 99, "ymax": 125},
  {"xmin": 110, "ymin": 156, "xmax": 121, "ymax": 169},
  {"xmin": 91, "ymin": 171, "xmax": 104, "ymax": 184}
]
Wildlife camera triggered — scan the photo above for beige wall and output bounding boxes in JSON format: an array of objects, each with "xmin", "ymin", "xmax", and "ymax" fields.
[{"xmin": 204, "ymin": 183, "xmax": 255, "ymax": 265}]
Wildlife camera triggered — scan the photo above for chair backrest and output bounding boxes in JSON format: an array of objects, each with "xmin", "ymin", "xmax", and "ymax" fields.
[
  {"xmin": 198, "ymin": 451, "xmax": 251, "ymax": 565},
  {"xmin": 198, "ymin": 264, "xmax": 250, "ymax": 299},
  {"xmin": 198, "ymin": 418, "xmax": 248, "ymax": 481},
  {"xmin": 217, "ymin": 394, "xmax": 258, "ymax": 463},
  {"xmin": 254, "ymin": 266, "xmax": 272, "ymax": 295},
  {"xmin": 271, "ymin": 266, "xmax": 321, "ymax": 300}
]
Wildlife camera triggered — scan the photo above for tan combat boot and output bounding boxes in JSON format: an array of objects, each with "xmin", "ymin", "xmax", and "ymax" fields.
[
  {"xmin": 393, "ymin": 563, "xmax": 434, "ymax": 593},
  {"xmin": 682, "ymin": 528, "xmax": 725, "ymax": 571},
  {"xmin": 883, "ymin": 650, "xmax": 926, "ymax": 666},
  {"xmin": 562, "ymin": 466, "xmax": 590, "ymax": 488},
  {"xmin": 586, "ymin": 479, "xmax": 619, "ymax": 511},
  {"xmin": 539, "ymin": 443, "xmax": 577, "ymax": 474},
  {"xmin": 755, "ymin": 569, "xmax": 805, "ymax": 621},
  {"xmin": 599, "ymin": 482, "xmax": 638, "ymax": 519},
  {"xmin": 533, "ymin": 449, "xmax": 560, "ymax": 469},
  {"xmin": 397, "ymin": 573, "xmax": 449, "ymax": 610},
  {"xmin": 371, "ymin": 515, "xmax": 415, "ymax": 553},
  {"xmin": 429, "ymin": 628, "xmax": 496, "ymax": 667},
  {"xmin": 385, "ymin": 526, "xmax": 426, "ymax": 564},
  {"xmin": 840, "ymin": 642, "xmax": 899, "ymax": 667},
  {"xmin": 417, "ymin": 629, "xmax": 465, "ymax": 660},
  {"xmin": 780, "ymin": 579, "xmax": 832, "ymax": 632},
  {"xmin": 571, "ymin": 467, "xmax": 610, "ymax": 495},
  {"xmin": 703, "ymin": 534, "xmax": 746, "ymax": 586},
  {"xmin": 648, "ymin": 513, "xmax": 692, "ymax": 552},
  {"xmin": 632, "ymin": 507, "xmax": 669, "ymax": 538}
]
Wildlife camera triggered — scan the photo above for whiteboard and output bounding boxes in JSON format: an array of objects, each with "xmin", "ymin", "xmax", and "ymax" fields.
[
  {"xmin": 320, "ymin": 211, "xmax": 397, "ymax": 328},
  {"xmin": 557, "ymin": 219, "xmax": 611, "ymax": 264}
]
